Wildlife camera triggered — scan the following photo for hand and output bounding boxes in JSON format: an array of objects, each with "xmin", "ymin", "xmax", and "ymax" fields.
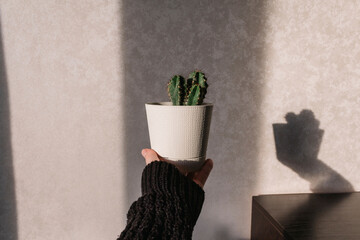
[{"xmin": 141, "ymin": 148, "xmax": 213, "ymax": 188}]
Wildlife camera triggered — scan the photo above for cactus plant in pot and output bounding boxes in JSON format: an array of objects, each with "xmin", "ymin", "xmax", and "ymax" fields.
[{"xmin": 145, "ymin": 70, "xmax": 213, "ymax": 172}]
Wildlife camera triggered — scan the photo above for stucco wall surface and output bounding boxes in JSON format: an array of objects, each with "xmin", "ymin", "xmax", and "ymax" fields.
[
  {"xmin": 1, "ymin": 1, "xmax": 125, "ymax": 239},
  {"xmin": 1, "ymin": 0, "xmax": 360, "ymax": 239}
]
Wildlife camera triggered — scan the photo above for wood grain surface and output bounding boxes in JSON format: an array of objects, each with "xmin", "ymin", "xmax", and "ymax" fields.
[{"xmin": 251, "ymin": 192, "xmax": 360, "ymax": 240}]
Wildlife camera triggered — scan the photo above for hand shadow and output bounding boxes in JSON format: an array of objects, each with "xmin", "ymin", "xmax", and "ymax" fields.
[{"xmin": 273, "ymin": 110, "xmax": 353, "ymax": 193}]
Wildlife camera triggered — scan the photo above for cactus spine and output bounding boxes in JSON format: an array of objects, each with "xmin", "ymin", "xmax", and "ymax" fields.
[{"xmin": 167, "ymin": 70, "xmax": 208, "ymax": 105}]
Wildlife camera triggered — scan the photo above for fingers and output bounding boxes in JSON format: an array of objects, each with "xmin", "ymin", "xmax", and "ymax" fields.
[
  {"xmin": 142, "ymin": 148, "xmax": 161, "ymax": 165},
  {"xmin": 141, "ymin": 149, "xmax": 214, "ymax": 189},
  {"xmin": 190, "ymin": 159, "xmax": 213, "ymax": 188}
]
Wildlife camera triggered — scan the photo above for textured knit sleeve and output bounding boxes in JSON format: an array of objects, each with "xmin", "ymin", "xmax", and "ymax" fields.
[{"xmin": 117, "ymin": 161, "xmax": 205, "ymax": 240}]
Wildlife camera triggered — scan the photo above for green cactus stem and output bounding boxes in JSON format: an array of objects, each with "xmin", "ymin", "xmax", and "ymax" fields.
[
  {"xmin": 186, "ymin": 71, "xmax": 208, "ymax": 105},
  {"xmin": 167, "ymin": 71, "xmax": 208, "ymax": 105},
  {"xmin": 185, "ymin": 77, "xmax": 193, "ymax": 95},
  {"xmin": 186, "ymin": 84, "xmax": 202, "ymax": 105},
  {"xmin": 167, "ymin": 75, "xmax": 186, "ymax": 105},
  {"xmin": 188, "ymin": 71, "xmax": 208, "ymax": 88}
]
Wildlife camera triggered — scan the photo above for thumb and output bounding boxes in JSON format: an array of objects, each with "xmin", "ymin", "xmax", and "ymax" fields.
[
  {"xmin": 142, "ymin": 149, "xmax": 160, "ymax": 165},
  {"xmin": 190, "ymin": 159, "xmax": 213, "ymax": 188}
]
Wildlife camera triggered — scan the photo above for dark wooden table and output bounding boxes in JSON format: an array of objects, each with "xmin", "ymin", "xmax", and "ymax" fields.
[{"xmin": 251, "ymin": 192, "xmax": 360, "ymax": 240}]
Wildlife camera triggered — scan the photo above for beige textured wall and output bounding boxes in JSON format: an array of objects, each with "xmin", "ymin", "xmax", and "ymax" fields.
[
  {"xmin": 1, "ymin": 0, "xmax": 360, "ymax": 239},
  {"xmin": 1, "ymin": 1, "xmax": 125, "ymax": 239},
  {"xmin": 259, "ymin": 1, "xmax": 360, "ymax": 193}
]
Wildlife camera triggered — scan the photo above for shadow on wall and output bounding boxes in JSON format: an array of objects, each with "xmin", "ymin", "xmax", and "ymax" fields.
[
  {"xmin": 121, "ymin": 0, "xmax": 267, "ymax": 238},
  {"xmin": 0, "ymin": 20, "xmax": 18, "ymax": 240},
  {"xmin": 273, "ymin": 109, "xmax": 354, "ymax": 193}
]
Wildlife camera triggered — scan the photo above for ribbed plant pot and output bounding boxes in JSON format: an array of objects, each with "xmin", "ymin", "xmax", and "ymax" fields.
[{"xmin": 145, "ymin": 102, "xmax": 213, "ymax": 172}]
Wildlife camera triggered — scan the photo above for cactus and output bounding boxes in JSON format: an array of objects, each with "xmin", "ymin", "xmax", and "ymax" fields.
[
  {"xmin": 167, "ymin": 70, "xmax": 208, "ymax": 105},
  {"xmin": 186, "ymin": 71, "xmax": 208, "ymax": 105},
  {"xmin": 167, "ymin": 75, "xmax": 186, "ymax": 105},
  {"xmin": 186, "ymin": 84, "xmax": 202, "ymax": 105}
]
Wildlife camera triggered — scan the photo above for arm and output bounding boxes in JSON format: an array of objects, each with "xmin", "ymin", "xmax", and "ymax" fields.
[
  {"xmin": 118, "ymin": 161, "xmax": 204, "ymax": 240},
  {"xmin": 117, "ymin": 149, "xmax": 213, "ymax": 240}
]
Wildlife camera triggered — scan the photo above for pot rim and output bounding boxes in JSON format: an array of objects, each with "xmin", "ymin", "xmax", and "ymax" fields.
[{"xmin": 146, "ymin": 102, "xmax": 213, "ymax": 107}]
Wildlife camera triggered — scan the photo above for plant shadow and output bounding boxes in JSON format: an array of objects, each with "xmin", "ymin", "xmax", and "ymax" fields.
[{"xmin": 273, "ymin": 109, "xmax": 353, "ymax": 193}]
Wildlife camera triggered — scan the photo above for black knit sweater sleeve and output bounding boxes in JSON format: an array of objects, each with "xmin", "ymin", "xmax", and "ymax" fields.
[{"xmin": 117, "ymin": 161, "xmax": 205, "ymax": 240}]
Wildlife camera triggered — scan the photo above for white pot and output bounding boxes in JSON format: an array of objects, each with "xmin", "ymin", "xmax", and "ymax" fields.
[{"xmin": 145, "ymin": 102, "xmax": 213, "ymax": 172}]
